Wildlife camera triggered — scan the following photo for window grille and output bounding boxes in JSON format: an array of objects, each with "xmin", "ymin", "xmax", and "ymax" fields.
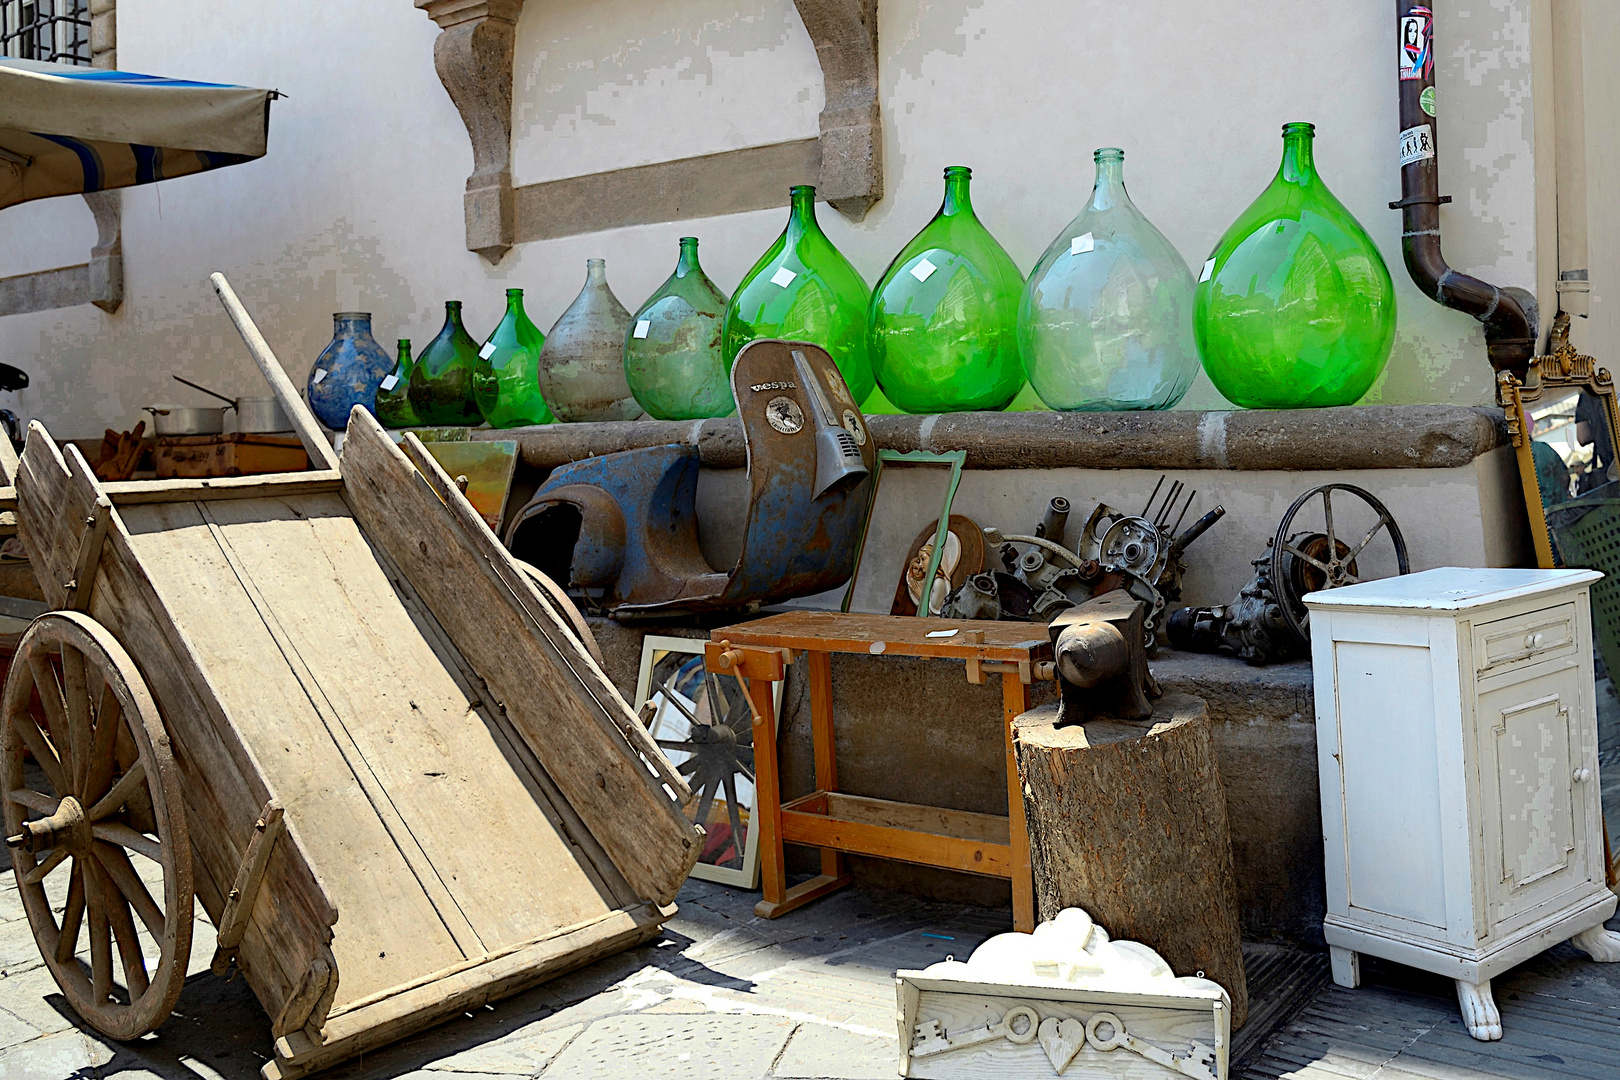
[{"xmin": 1, "ymin": 0, "xmax": 91, "ymax": 66}]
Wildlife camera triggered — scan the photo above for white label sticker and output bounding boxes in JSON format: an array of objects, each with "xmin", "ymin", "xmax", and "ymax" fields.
[
  {"xmin": 1399, "ymin": 123, "xmax": 1435, "ymax": 165},
  {"xmin": 925, "ymin": 628, "xmax": 959, "ymax": 639},
  {"xmin": 380, "ymin": 373, "xmax": 399, "ymax": 391},
  {"xmin": 1070, "ymin": 233, "xmax": 1095, "ymax": 255},
  {"xmin": 770, "ymin": 267, "xmax": 797, "ymax": 288},
  {"xmin": 312, "ymin": 368, "xmax": 328, "ymax": 384},
  {"xmin": 1199, "ymin": 258, "xmax": 1216, "ymax": 283},
  {"xmin": 633, "ymin": 319, "xmax": 651, "ymax": 339},
  {"xmin": 478, "ymin": 340, "xmax": 497, "ymax": 359},
  {"xmin": 910, "ymin": 257, "xmax": 939, "ymax": 282}
]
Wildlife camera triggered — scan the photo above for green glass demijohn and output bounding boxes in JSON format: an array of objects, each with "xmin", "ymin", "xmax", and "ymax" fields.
[
  {"xmin": 869, "ymin": 166, "xmax": 1026, "ymax": 413},
  {"xmin": 472, "ymin": 288, "xmax": 553, "ymax": 428},
  {"xmin": 1194, "ymin": 122, "xmax": 1396, "ymax": 408},
  {"xmin": 723, "ymin": 185, "xmax": 875, "ymax": 405},
  {"xmin": 408, "ymin": 301, "xmax": 484, "ymax": 426},
  {"xmin": 624, "ymin": 237, "xmax": 733, "ymax": 420},
  {"xmin": 1019, "ymin": 148, "xmax": 1198, "ymax": 411},
  {"xmin": 375, "ymin": 339, "xmax": 422, "ymax": 428}
]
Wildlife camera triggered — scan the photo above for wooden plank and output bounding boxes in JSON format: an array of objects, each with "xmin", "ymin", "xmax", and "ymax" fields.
[
  {"xmin": 265, "ymin": 903, "xmax": 672, "ymax": 1080},
  {"xmin": 340, "ymin": 415, "xmax": 700, "ymax": 905},
  {"xmin": 199, "ymin": 494, "xmax": 622, "ymax": 951},
  {"xmin": 808, "ymin": 651, "xmax": 846, "ymax": 882},
  {"xmin": 209, "ymin": 273, "xmax": 341, "ymax": 472},
  {"xmin": 822, "ymin": 792, "xmax": 1011, "ymax": 845},
  {"xmin": 717, "ymin": 611, "xmax": 1052, "ymax": 663},
  {"xmin": 748, "ymin": 670, "xmax": 791, "ymax": 916},
  {"xmin": 211, "ymin": 800, "xmax": 285, "ymax": 974},
  {"xmin": 14, "ymin": 429, "xmax": 339, "ymax": 1024},
  {"xmin": 100, "ymin": 471, "xmax": 343, "ymax": 505},
  {"xmin": 781, "ymin": 798, "xmax": 1014, "ymax": 877},
  {"xmin": 120, "ymin": 498, "xmax": 468, "ymax": 1004}
]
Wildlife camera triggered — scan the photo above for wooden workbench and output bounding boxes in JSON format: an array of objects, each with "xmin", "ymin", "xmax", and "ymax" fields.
[{"xmin": 705, "ymin": 612, "xmax": 1052, "ymax": 932}]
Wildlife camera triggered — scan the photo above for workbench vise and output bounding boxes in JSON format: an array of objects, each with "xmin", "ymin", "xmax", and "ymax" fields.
[{"xmin": 1048, "ymin": 590, "xmax": 1159, "ymax": 728}]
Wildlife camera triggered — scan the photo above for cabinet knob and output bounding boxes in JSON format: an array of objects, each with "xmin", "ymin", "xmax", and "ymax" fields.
[
  {"xmin": 1524, "ymin": 632, "xmax": 1545, "ymax": 650},
  {"xmin": 1573, "ymin": 767, "xmax": 1594, "ymax": 783}
]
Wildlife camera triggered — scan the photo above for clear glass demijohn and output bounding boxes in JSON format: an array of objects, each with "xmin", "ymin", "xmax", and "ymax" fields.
[{"xmin": 1019, "ymin": 148, "xmax": 1198, "ymax": 411}]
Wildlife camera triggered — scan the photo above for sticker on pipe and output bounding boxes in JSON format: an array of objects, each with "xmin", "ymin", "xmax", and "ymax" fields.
[
  {"xmin": 1399, "ymin": 7, "xmax": 1433, "ymax": 82},
  {"xmin": 1399, "ymin": 124, "xmax": 1435, "ymax": 166}
]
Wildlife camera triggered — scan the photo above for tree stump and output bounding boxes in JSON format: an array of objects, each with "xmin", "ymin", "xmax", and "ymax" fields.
[{"xmin": 1013, "ymin": 691, "xmax": 1249, "ymax": 1028}]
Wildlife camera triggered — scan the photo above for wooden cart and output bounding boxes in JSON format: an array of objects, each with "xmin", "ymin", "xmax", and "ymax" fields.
[{"xmin": 0, "ymin": 275, "xmax": 702, "ymax": 1078}]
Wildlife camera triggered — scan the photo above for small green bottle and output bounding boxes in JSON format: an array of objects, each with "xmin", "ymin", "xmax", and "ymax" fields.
[
  {"xmin": 869, "ymin": 166, "xmax": 1026, "ymax": 414},
  {"xmin": 723, "ymin": 185, "xmax": 875, "ymax": 405},
  {"xmin": 375, "ymin": 339, "xmax": 421, "ymax": 428},
  {"xmin": 1194, "ymin": 122, "xmax": 1396, "ymax": 408},
  {"xmin": 408, "ymin": 300, "xmax": 484, "ymax": 426},
  {"xmin": 625, "ymin": 237, "xmax": 734, "ymax": 420},
  {"xmin": 472, "ymin": 288, "xmax": 552, "ymax": 428}
]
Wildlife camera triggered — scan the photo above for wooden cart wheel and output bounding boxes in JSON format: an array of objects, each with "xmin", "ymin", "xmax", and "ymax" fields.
[
  {"xmin": 1, "ymin": 611, "xmax": 193, "ymax": 1040},
  {"xmin": 513, "ymin": 558, "xmax": 606, "ymax": 668}
]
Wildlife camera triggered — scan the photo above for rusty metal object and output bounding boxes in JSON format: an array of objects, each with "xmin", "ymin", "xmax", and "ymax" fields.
[
  {"xmin": 1048, "ymin": 590, "xmax": 1160, "ymax": 728},
  {"xmin": 504, "ymin": 340, "xmax": 875, "ymax": 618}
]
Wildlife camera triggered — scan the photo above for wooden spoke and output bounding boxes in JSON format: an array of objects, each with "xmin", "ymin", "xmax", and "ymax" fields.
[
  {"xmin": 56, "ymin": 861, "xmax": 85, "ymax": 964},
  {"xmin": 22, "ymin": 846, "xmax": 69, "ymax": 886},
  {"xmin": 82, "ymin": 680, "xmax": 121, "ymax": 806},
  {"xmin": 721, "ymin": 772, "xmax": 747, "ymax": 869},
  {"xmin": 86, "ymin": 763, "xmax": 145, "ymax": 822},
  {"xmin": 6, "ymin": 787, "xmax": 57, "ymax": 814},
  {"xmin": 90, "ymin": 821, "xmax": 161, "ymax": 863},
  {"xmin": 61, "ymin": 646, "xmax": 92, "ymax": 794},
  {"xmin": 27, "ymin": 652, "xmax": 71, "ymax": 777},
  {"xmin": 87, "ymin": 861, "xmax": 113, "ymax": 1003},
  {"xmin": 656, "ymin": 740, "xmax": 698, "ymax": 753},
  {"xmin": 9, "ymin": 709, "xmax": 66, "ymax": 795},
  {"xmin": 94, "ymin": 842, "xmax": 164, "ymax": 940},
  {"xmin": 3, "ymin": 611, "xmax": 193, "ymax": 1040},
  {"xmin": 691, "ymin": 778, "xmax": 718, "ymax": 832},
  {"xmin": 105, "ymin": 886, "xmax": 149, "ymax": 1001}
]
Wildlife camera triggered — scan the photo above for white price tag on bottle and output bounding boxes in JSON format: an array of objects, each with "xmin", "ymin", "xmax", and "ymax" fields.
[
  {"xmin": 770, "ymin": 267, "xmax": 797, "ymax": 288},
  {"xmin": 910, "ymin": 257, "xmax": 938, "ymax": 282},
  {"xmin": 1070, "ymin": 233, "xmax": 1095, "ymax": 255},
  {"xmin": 479, "ymin": 341, "xmax": 497, "ymax": 360},
  {"xmin": 380, "ymin": 373, "xmax": 399, "ymax": 391},
  {"xmin": 1199, "ymin": 258, "xmax": 1216, "ymax": 283},
  {"xmin": 312, "ymin": 368, "xmax": 328, "ymax": 384},
  {"xmin": 633, "ymin": 320, "xmax": 651, "ymax": 339}
]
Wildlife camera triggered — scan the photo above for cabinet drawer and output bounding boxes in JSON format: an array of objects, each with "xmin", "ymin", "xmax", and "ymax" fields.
[{"xmin": 1474, "ymin": 604, "xmax": 1577, "ymax": 678}]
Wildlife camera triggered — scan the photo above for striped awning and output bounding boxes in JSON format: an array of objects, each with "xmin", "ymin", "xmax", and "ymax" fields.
[{"xmin": 0, "ymin": 57, "xmax": 273, "ymax": 210}]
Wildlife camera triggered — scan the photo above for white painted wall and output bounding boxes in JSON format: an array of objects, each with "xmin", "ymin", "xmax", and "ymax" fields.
[{"xmin": 0, "ymin": 0, "xmax": 1565, "ymax": 439}]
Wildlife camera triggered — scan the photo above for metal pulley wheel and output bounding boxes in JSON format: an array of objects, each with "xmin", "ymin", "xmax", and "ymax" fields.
[
  {"xmin": 1271, "ymin": 483, "xmax": 1408, "ymax": 645},
  {"xmin": 2, "ymin": 612, "xmax": 193, "ymax": 1039},
  {"xmin": 1098, "ymin": 515, "xmax": 1166, "ymax": 580}
]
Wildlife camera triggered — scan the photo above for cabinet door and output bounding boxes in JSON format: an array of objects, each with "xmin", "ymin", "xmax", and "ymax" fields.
[{"xmin": 1476, "ymin": 666, "xmax": 1593, "ymax": 931}]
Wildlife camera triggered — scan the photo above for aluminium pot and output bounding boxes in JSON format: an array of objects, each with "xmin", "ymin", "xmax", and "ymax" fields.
[
  {"xmin": 144, "ymin": 405, "xmax": 226, "ymax": 436},
  {"xmin": 234, "ymin": 396, "xmax": 292, "ymax": 433}
]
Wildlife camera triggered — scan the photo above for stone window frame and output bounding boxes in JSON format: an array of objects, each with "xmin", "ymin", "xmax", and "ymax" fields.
[
  {"xmin": 0, "ymin": 0, "xmax": 123, "ymax": 317},
  {"xmin": 417, "ymin": 0, "xmax": 881, "ymax": 263}
]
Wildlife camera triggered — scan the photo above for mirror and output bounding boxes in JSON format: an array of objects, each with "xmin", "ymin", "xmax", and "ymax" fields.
[{"xmin": 1499, "ymin": 312, "xmax": 1620, "ymax": 885}]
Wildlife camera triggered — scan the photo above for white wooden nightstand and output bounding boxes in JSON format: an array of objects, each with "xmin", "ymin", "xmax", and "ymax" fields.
[{"xmin": 1305, "ymin": 567, "xmax": 1620, "ymax": 1040}]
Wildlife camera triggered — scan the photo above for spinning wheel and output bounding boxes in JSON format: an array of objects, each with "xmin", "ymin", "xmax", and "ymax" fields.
[
  {"xmin": 2, "ymin": 612, "xmax": 193, "ymax": 1040},
  {"xmin": 649, "ymin": 664, "xmax": 754, "ymax": 870},
  {"xmin": 1271, "ymin": 483, "xmax": 1409, "ymax": 646}
]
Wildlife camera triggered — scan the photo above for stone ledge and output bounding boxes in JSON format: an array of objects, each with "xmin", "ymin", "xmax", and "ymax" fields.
[{"xmin": 473, "ymin": 403, "xmax": 1510, "ymax": 473}]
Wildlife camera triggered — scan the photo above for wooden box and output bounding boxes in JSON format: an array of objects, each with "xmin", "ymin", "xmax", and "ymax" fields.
[{"xmin": 153, "ymin": 433, "xmax": 308, "ymax": 478}]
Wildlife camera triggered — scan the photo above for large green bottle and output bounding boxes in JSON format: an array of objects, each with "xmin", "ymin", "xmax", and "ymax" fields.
[
  {"xmin": 1194, "ymin": 123, "xmax": 1396, "ymax": 408},
  {"xmin": 472, "ymin": 288, "xmax": 552, "ymax": 428},
  {"xmin": 1020, "ymin": 148, "xmax": 1198, "ymax": 411},
  {"xmin": 408, "ymin": 301, "xmax": 484, "ymax": 425},
  {"xmin": 625, "ymin": 237, "xmax": 733, "ymax": 420},
  {"xmin": 869, "ymin": 166, "xmax": 1026, "ymax": 413},
  {"xmin": 375, "ymin": 339, "xmax": 422, "ymax": 428},
  {"xmin": 723, "ymin": 185, "xmax": 874, "ymax": 405}
]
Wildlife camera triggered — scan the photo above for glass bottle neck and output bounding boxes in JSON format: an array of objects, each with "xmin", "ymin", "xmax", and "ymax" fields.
[
  {"xmin": 786, "ymin": 188, "xmax": 822, "ymax": 241},
  {"xmin": 1090, "ymin": 157, "xmax": 1127, "ymax": 212},
  {"xmin": 675, "ymin": 239, "xmax": 701, "ymax": 277},
  {"xmin": 940, "ymin": 172, "xmax": 974, "ymax": 217},
  {"xmin": 585, "ymin": 260, "xmax": 605, "ymax": 285},
  {"xmin": 1278, "ymin": 132, "xmax": 1317, "ymax": 185},
  {"xmin": 442, "ymin": 302, "xmax": 463, "ymax": 332},
  {"xmin": 504, "ymin": 290, "xmax": 525, "ymax": 316}
]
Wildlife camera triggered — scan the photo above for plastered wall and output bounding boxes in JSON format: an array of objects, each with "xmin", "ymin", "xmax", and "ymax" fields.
[{"xmin": 0, "ymin": 0, "xmax": 1565, "ymax": 439}]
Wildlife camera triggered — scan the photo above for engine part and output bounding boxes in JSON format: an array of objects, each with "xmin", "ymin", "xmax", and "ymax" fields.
[
  {"xmin": 1049, "ymin": 590, "xmax": 1160, "ymax": 728},
  {"xmin": 1169, "ymin": 483, "xmax": 1409, "ymax": 664}
]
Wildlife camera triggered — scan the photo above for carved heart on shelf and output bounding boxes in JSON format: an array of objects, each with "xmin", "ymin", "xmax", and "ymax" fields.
[{"xmin": 1038, "ymin": 1015, "xmax": 1086, "ymax": 1074}]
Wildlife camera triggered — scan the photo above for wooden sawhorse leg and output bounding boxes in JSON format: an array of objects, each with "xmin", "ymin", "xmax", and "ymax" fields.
[
  {"xmin": 1002, "ymin": 671, "xmax": 1035, "ymax": 932},
  {"xmin": 754, "ymin": 649, "xmax": 851, "ymax": 918}
]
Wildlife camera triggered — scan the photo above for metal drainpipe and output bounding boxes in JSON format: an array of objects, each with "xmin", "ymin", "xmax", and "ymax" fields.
[{"xmin": 1393, "ymin": 3, "xmax": 1537, "ymax": 378}]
